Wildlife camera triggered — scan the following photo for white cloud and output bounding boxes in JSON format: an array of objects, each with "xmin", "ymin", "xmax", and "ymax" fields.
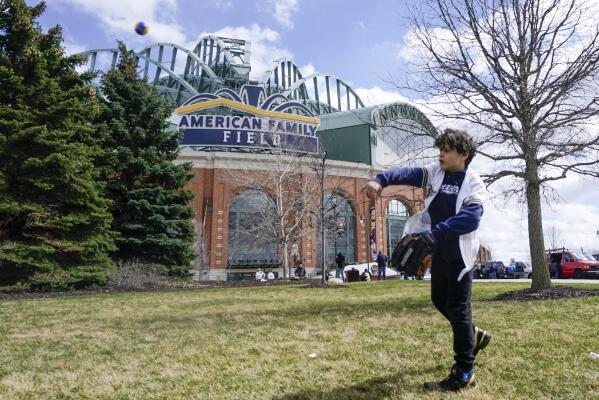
[
  {"xmin": 199, "ymin": 24, "xmax": 293, "ymax": 80},
  {"xmin": 271, "ymin": 0, "xmax": 299, "ymax": 29},
  {"xmin": 299, "ymin": 63, "xmax": 316, "ymax": 77},
  {"xmin": 354, "ymin": 86, "xmax": 412, "ymax": 107},
  {"xmin": 62, "ymin": 37, "xmax": 86, "ymax": 55},
  {"xmin": 54, "ymin": 0, "xmax": 187, "ymax": 46}
]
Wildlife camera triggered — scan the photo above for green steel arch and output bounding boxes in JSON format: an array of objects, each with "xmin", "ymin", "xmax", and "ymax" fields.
[
  {"xmin": 79, "ymin": 47, "xmax": 200, "ymax": 104},
  {"xmin": 371, "ymin": 102, "xmax": 437, "ymax": 137},
  {"xmin": 282, "ymin": 73, "xmax": 365, "ymax": 114},
  {"xmin": 262, "ymin": 58, "xmax": 304, "ymax": 91},
  {"xmin": 138, "ymin": 42, "xmax": 220, "ymax": 81}
]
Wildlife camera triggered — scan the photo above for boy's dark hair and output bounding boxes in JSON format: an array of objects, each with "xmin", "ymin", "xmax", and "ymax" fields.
[{"xmin": 434, "ymin": 128, "xmax": 477, "ymax": 166}]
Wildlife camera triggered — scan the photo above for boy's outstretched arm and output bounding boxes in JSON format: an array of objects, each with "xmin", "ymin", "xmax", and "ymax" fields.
[
  {"xmin": 364, "ymin": 167, "xmax": 429, "ymax": 202},
  {"xmin": 373, "ymin": 167, "xmax": 428, "ymax": 188}
]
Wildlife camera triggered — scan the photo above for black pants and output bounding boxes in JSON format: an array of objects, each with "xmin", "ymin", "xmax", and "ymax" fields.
[{"xmin": 430, "ymin": 254, "xmax": 474, "ymax": 371}]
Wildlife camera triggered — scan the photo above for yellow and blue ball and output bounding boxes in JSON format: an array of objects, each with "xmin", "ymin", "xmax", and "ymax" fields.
[{"xmin": 134, "ymin": 21, "xmax": 149, "ymax": 36}]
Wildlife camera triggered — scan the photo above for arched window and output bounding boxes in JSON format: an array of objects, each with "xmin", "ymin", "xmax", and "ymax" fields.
[
  {"xmin": 386, "ymin": 199, "xmax": 410, "ymax": 256},
  {"xmin": 228, "ymin": 190, "xmax": 278, "ymax": 265},
  {"xmin": 316, "ymin": 193, "xmax": 356, "ymax": 267}
]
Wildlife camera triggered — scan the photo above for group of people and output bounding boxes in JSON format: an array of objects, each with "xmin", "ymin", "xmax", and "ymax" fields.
[
  {"xmin": 255, "ymin": 268, "xmax": 275, "ymax": 282},
  {"xmin": 334, "ymin": 250, "xmax": 389, "ymax": 282}
]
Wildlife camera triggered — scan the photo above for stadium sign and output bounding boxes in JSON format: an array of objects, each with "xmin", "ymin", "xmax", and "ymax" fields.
[{"xmin": 175, "ymin": 85, "xmax": 320, "ymax": 153}]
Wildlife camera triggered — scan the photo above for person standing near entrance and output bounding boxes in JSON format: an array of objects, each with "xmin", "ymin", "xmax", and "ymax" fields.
[
  {"xmin": 335, "ymin": 252, "xmax": 345, "ymax": 281},
  {"xmin": 376, "ymin": 250, "xmax": 388, "ymax": 280},
  {"xmin": 364, "ymin": 129, "xmax": 491, "ymax": 392}
]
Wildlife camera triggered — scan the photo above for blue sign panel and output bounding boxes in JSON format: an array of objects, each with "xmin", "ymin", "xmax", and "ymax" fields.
[
  {"xmin": 175, "ymin": 84, "xmax": 320, "ymax": 154},
  {"xmin": 181, "ymin": 128, "xmax": 319, "ymax": 153}
]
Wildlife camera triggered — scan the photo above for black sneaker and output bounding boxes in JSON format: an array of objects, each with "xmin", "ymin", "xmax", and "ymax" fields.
[
  {"xmin": 424, "ymin": 365, "xmax": 477, "ymax": 391},
  {"xmin": 473, "ymin": 326, "xmax": 491, "ymax": 356}
]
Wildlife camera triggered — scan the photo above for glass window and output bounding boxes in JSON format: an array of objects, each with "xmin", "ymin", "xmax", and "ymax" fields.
[
  {"xmin": 386, "ymin": 200, "xmax": 410, "ymax": 256},
  {"xmin": 387, "ymin": 199, "xmax": 410, "ymax": 217},
  {"xmin": 228, "ymin": 190, "xmax": 278, "ymax": 265},
  {"xmin": 570, "ymin": 251, "xmax": 593, "ymax": 261}
]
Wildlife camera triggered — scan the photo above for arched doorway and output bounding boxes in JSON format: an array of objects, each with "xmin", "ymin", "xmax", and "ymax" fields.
[
  {"xmin": 316, "ymin": 193, "xmax": 356, "ymax": 268},
  {"xmin": 227, "ymin": 189, "xmax": 278, "ymax": 265},
  {"xmin": 386, "ymin": 199, "xmax": 410, "ymax": 256}
]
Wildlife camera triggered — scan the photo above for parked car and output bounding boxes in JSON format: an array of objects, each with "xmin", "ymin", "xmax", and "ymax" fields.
[
  {"xmin": 546, "ymin": 248, "xmax": 599, "ymax": 279},
  {"xmin": 508, "ymin": 261, "xmax": 532, "ymax": 279}
]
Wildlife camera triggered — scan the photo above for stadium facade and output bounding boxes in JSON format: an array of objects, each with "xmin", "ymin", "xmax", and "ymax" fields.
[{"xmin": 80, "ymin": 36, "xmax": 450, "ymax": 280}]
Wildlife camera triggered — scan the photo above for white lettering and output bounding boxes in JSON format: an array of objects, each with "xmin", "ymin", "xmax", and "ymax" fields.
[
  {"xmin": 223, "ymin": 130, "xmax": 231, "ymax": 143},
  {"xmin": 236, "ymin": 131, "xmax": 241, "ymax": 143},
  {"xmin": 247, "ymin": 131, "xmax": 255, "ymax": 144}
]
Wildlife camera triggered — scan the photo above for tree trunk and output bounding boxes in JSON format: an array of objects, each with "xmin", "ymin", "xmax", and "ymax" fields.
[
  {"xmin": 321, "ymin": 226, "xmax": 326, "ymax": 283},
  {"xmin": 525, "ymin": 159, "xmax": 552, "ymax": 289},
  {"xmin": 320, "ymin": 173, "xmax": 326, "ymax": 283},
  {"xmin": 283, "ymin": 241, "xmax": 289, "ymax": 279}
]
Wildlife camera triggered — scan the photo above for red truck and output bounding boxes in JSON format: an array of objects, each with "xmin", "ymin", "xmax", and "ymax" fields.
[{"xmin": 546, "ymin": 248, "xmax": 599, "ymax": 279}]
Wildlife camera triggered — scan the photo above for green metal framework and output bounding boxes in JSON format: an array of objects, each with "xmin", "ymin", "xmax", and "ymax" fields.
[{"xmin": 78, "ymin": 36, "xmax": 364, "ymax": 115}]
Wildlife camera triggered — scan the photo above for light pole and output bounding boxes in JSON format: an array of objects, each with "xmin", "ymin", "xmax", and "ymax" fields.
[{"xmin": 332, "ymin": 196, "xmax": 338, "ymax": 262}]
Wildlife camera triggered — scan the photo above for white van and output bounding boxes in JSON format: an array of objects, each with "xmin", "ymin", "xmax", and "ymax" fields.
[{"xmin": 509, "ymin": 261, "xmax": 532, "ymax": 279}]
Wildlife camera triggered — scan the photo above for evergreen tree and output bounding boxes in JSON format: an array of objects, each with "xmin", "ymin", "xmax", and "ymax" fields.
[
  {"xmin": 99, "ymin": 44, "xmax": 195, "ymax": 277},
  {"xmin": 0, "ymin": 0, "xmax": 115, "ymax": 290}
]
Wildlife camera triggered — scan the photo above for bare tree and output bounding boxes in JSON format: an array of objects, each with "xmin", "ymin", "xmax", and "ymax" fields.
[
  {"xmin": 223, "ymin": 144, "xmax": 319, "ymax": 279},
  {"xmin": 307, "ymin": 149, "xmax": 348, "ymax": 282},
  {"xmin": 544, "ymin": 225, "xmax": 563, "ymax": 249},
  {"xmin": 403, "ymin": 0, "xmax": 599, "ymax": 289}
]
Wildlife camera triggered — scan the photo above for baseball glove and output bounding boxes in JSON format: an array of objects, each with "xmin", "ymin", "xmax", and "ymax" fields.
[{"xmin": 390, "ymin": 232, "xmax": 437, "ymax": 277}]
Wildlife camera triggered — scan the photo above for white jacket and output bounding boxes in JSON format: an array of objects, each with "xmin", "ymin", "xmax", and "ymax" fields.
[{"xmin": 402, "ymin": 162, "xmax": 486, "ymax": 281}]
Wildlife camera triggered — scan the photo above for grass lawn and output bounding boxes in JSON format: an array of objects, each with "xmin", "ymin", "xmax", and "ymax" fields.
[{"xmin": 0, "ymin": 281, "xmax": 597, "ymax": 400}]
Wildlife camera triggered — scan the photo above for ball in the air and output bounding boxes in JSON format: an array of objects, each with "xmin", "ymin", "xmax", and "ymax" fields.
[{"xmin": 134, "ymin": 21, "xmax": 149, "ymax": 36}]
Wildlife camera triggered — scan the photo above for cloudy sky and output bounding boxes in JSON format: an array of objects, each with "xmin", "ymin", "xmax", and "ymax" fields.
[{"xmin": 34, "ymin": 0, "xmax": 599, "ymax": 263}]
